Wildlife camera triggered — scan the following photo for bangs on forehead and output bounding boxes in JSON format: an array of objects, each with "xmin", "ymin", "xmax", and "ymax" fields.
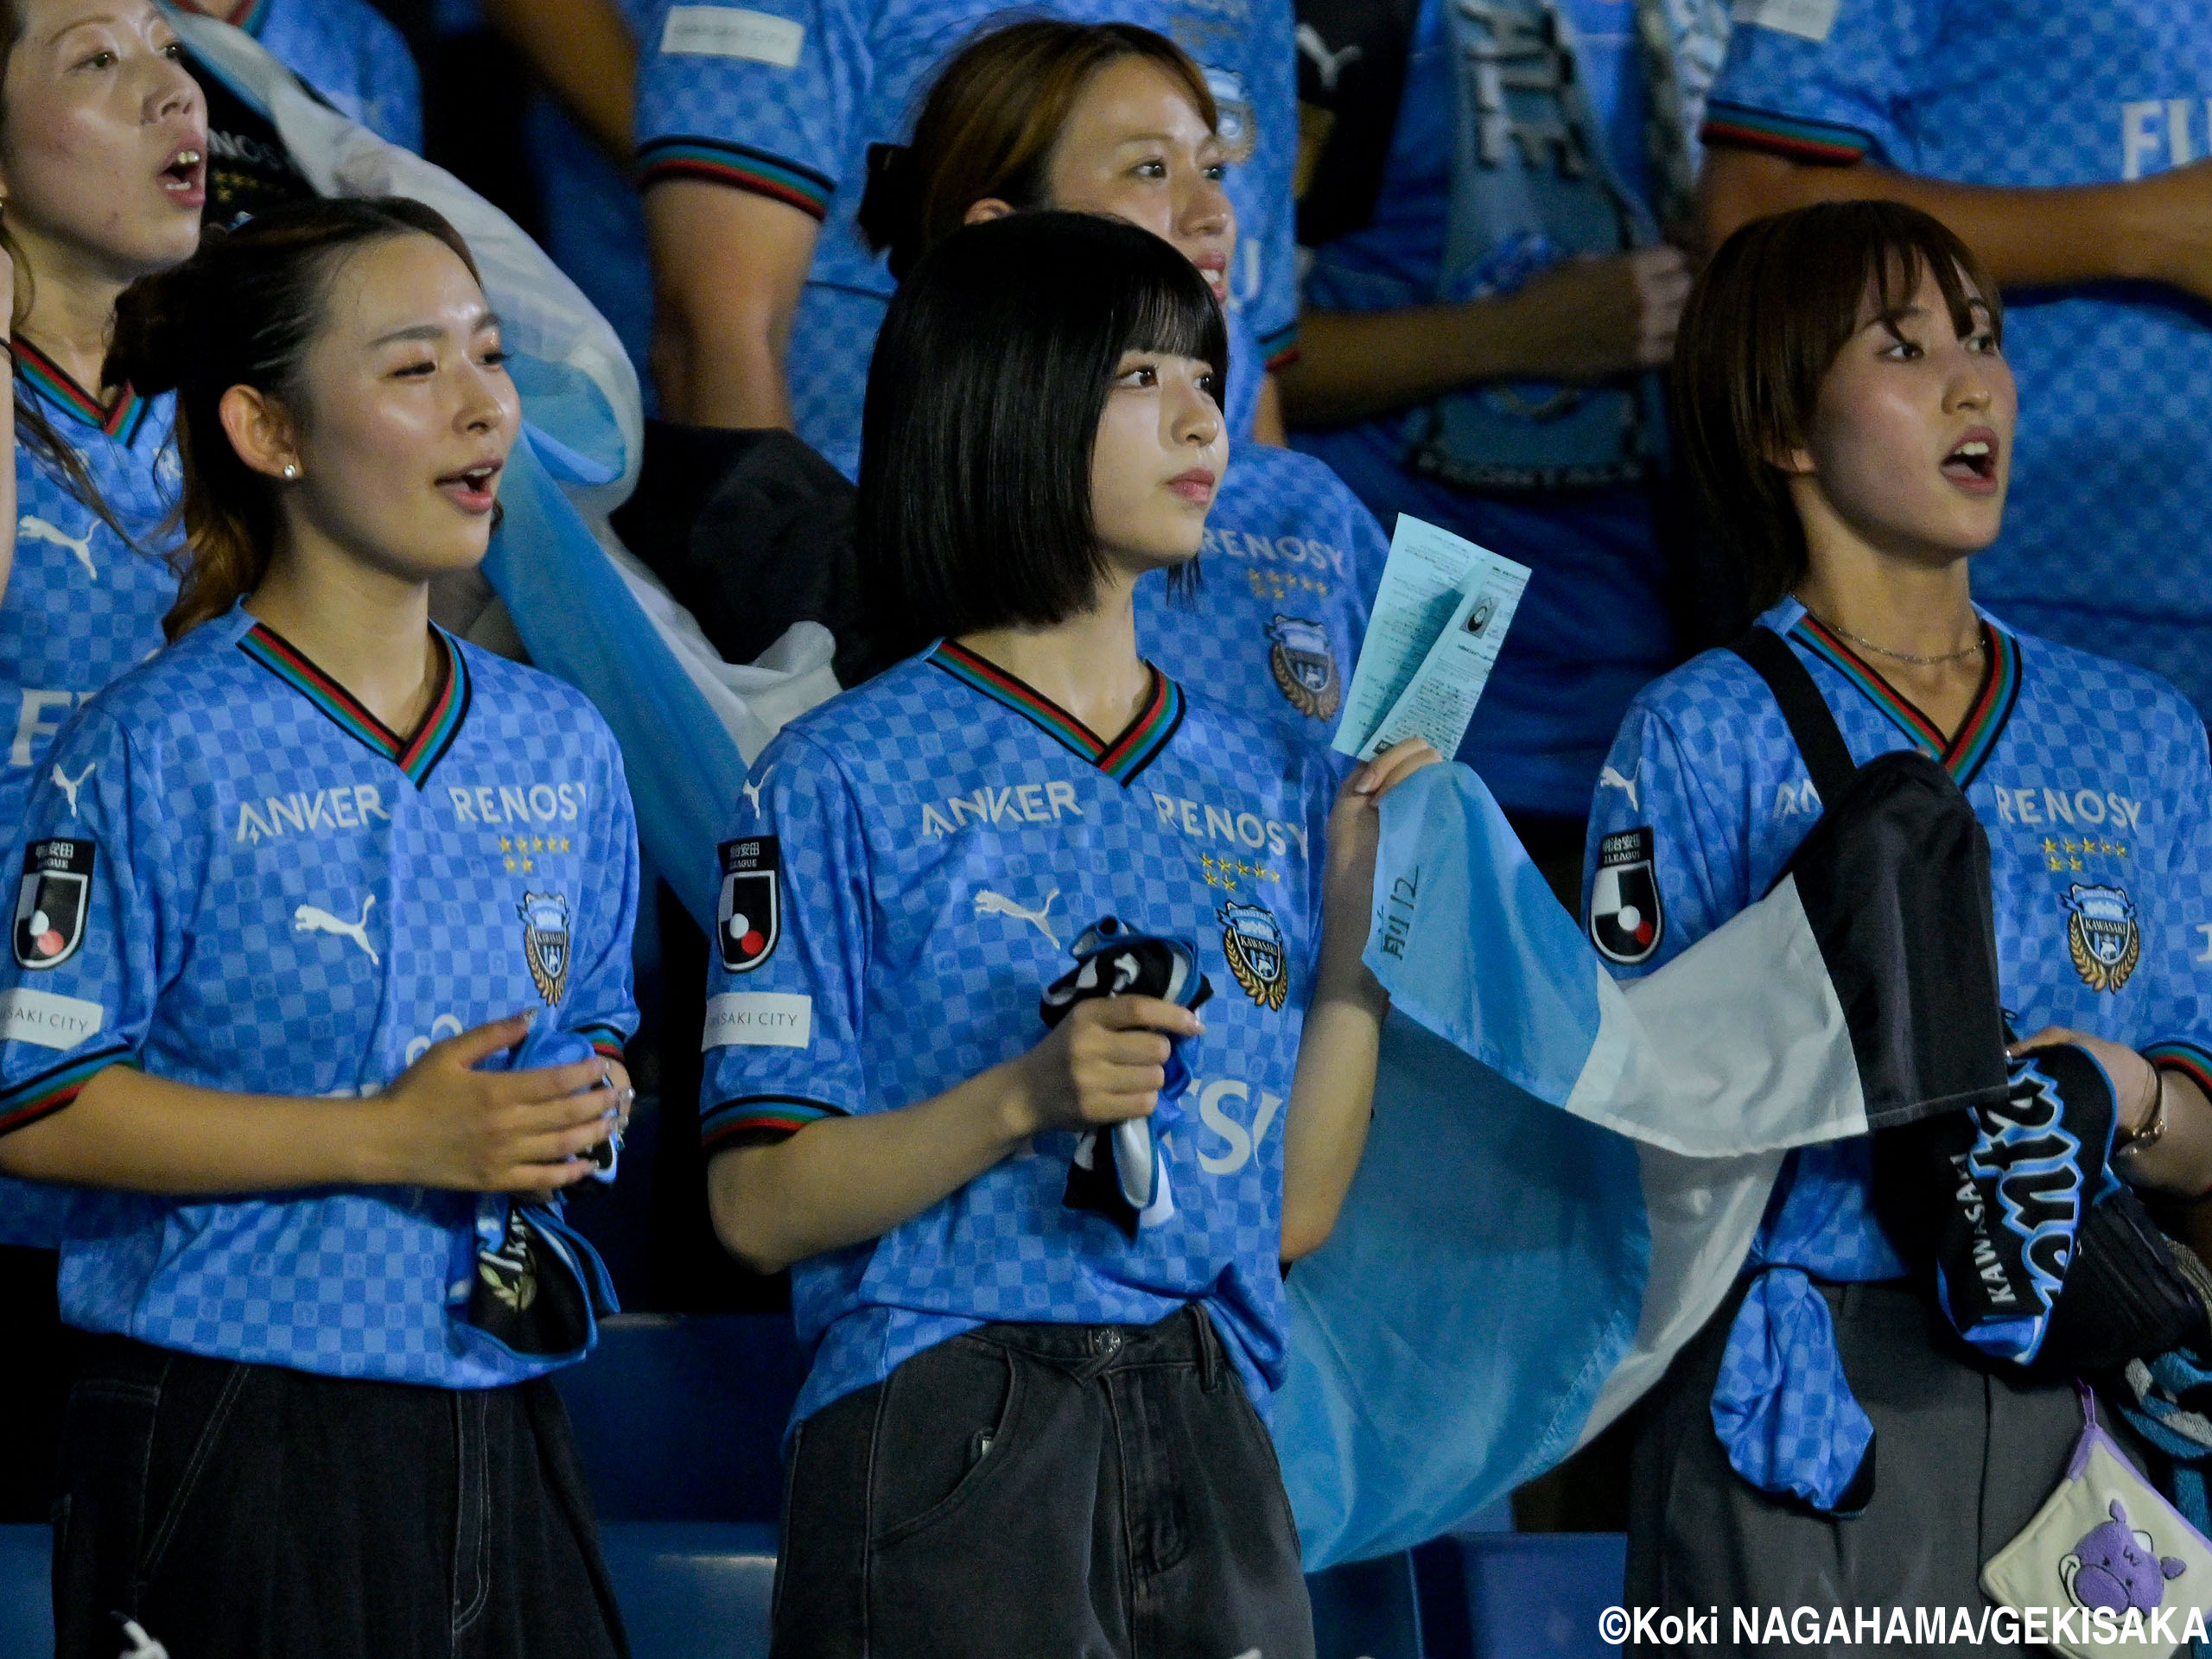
[
  {"xmin": 1853, "ymin": 229, "xmax": 2000, "ymax": 348},
  {"xmin": 1116, "ymin": 268, "xmax": 1230, "ymax": 386}
]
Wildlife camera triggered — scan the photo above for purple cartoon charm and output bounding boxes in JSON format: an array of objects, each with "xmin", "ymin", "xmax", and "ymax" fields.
[{"xmin": 2061, "ymin": 1499, "xmax": 2187, "ymax": 1614}]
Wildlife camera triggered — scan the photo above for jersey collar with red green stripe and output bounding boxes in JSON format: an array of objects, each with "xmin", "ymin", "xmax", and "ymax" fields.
[
  {"xmin": 12, "ymin": 336, "xmax": 150, "ymax": 442},
  {"xmin": 238, "ymin": 617, "xmax": 472, "ymax": 788},
  {"xmin": 1789, "ymin": 610, "xmax": 2021, "ymax": 791},
  {"xmin": 928, "ymin": 639, "xmax": 1184, "ymax": 786}
]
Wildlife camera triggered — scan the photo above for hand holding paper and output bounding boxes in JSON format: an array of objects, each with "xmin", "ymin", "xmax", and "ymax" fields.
[{"xmin": 1332, "ymin": 516, "xmax": 1530, "ymax": 763}]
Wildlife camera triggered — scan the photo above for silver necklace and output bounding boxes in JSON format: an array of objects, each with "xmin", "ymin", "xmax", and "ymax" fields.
[{"xmin": 1798, "ymin": 602, "xmax": 1985, "ymax": 666}]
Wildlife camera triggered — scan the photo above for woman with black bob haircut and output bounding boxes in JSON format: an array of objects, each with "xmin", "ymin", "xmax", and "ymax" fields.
[
  {"xmin": 703, "ymin": 210, "xmax": 1435, "ymax": 1658},
  {"xmin": 0, "ymin": 195, "xmax": 641, "ymax": 1658},
  {"xmin": 850, "ymin": 17, "xmax": 1390, "ymax": 748},
  {"xmin": 1591, "ymin": 199, "xmax": 2212, "ymax": 1640}
]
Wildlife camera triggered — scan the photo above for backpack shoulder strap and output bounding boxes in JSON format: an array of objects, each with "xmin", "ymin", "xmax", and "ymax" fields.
[{"xmin": 1728, "ymin": 626, "xmax": 1858, "ymax": 806}]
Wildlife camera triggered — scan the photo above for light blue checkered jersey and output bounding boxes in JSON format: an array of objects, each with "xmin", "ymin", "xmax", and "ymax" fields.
[
  {"xmin": 1588, "ymin": 600, "xmax": 2212, "ymax": 1050},
  {"xmin": 1588, "ymin": 597, "xmax": 2212, "ymax": 1503},
  {"xmin": 634, "ymin": 0, "xmax": 1300, "ymax": 458},
  {"xmin": 0, "ymin": 365, "xmax": 182, "ymax": 1251},
  {"xmin": 3, "ymin": 372, "xmax": 180, "ymax": 872},
  {"xmin": 1135, "ymin": 443, "xmax": 1389, "ymax": 747},
  {"xmin": 0, "ymin": 603, "xmax": 640, "ymax": 1384},
  {"xmin": 244, "ymin": 0, "xmax": 424, "ymax": 150},
  {"xmin": 1705, "ymin": 3, "xmax": 2212, "ymax": 716},
  {"xmin": 701, "ymin": 646, "xmax": 1336, "ymax": 1427}
]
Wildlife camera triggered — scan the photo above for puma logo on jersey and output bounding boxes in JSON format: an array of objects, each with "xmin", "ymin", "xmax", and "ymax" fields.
[
  {"xmin": 1295, "ymin": 23, "xmax": 1362, "ymax": 91},
  {"xmin": 18, "ymin": 515, "xmax": 96, "ymax": 581},
  {"xmin": 974, "ymin": 887, "xmax": 1060, "ymax": 946},
  {"xmin": 295, "ymin": 893, "xmax": 379, "ymax": 964},
  {"xmin": 741, "ymin": 766, "xmax": 773, "ymax": 819},
  {"xmin": 1598, "ymin": 763, "xmax": 1639, "ymax": 810},
  {"xmin": 51, "ymin": 762, "xmax": 92, "ymax": 817}
]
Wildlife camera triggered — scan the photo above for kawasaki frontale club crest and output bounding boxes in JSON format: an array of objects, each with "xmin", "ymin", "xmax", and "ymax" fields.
[
  {"xmin": 1218, "ymin": 899, "xmax": 1288, "ymax": 1011},
  {"xmin": 1267, "ymin": 614, "xmax": 1341, "ymax": 721},
  {"xmin": 518, "ymin": 891, "xmax": 571, "ymax": 1005},
  {"xmin": 2063, "ymin": 883, "xmax": 2139, "ymax": 993}
]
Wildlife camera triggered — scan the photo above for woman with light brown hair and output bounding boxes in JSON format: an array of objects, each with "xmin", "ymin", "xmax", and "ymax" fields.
[{"xmin": 853, "ymin": 16, "xmax": 1391, "ymax": 747}]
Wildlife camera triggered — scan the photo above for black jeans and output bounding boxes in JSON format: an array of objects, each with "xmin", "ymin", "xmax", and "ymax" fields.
[
  {"xmin": 772, "ymin": 1306, "xmax": 1313, "ymax": 1659},
  {"xmin": 52, "ymin": 1334, "xmax": 628, "ymax": 1659}
]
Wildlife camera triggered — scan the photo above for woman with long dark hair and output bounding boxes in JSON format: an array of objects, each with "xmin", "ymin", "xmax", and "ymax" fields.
[{"xmin": 0, "ymin": 195, "xmax": 639, "ymax": 1659}]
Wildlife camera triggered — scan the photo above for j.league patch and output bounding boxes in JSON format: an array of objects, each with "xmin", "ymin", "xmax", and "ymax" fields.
[
  {"xmin": 15, "ymin": 839, "xmax": 93, "ymax": 971},
  {"xmin": 1589, "ymin": 826, "xmax": 1663, "ymax": 966},
  {"xmin": 718, "ymin": 836, "xmax": 781, "ymax": 973}
]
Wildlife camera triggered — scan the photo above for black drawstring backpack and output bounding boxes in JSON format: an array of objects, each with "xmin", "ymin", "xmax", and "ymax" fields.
[{"xmin": 1731, "ymin": 627, "xmax": 2205, "ymax": 1374}]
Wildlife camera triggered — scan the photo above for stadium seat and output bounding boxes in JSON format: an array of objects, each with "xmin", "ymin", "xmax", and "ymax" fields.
[
  {"xmin": 1454, "ymin": 1533, "xmax": 1628, "ymax": 1659},
  {"xmin": 0, "ymin": 1524, "xmax": 49, "ymax": 1659},
  {"xmin": 1308, "ymin": 1548, "xmax": 1425, "ymax": 1659},
  {"xmin": 554, "ymin": 1312, "xmax": 807, "ymax": 1523},
  {"xmin": 600, "ymin": 1521, "xmax": 778, "ymax": 1659}
]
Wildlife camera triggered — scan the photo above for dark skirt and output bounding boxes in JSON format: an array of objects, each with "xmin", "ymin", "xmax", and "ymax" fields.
[
  {"xmin": 51, "ymin": 1333, "xmax": 628, "ymax": 1659},
  {"xmin": 1627, "ymin": 1276, "xmax": 2145, "ymax": 1656}
]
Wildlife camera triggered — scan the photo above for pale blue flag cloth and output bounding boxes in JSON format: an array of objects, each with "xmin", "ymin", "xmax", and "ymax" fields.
[{"xmin": 1280, "ymin": 765, "xmax": 1885, "ymax": 1567}]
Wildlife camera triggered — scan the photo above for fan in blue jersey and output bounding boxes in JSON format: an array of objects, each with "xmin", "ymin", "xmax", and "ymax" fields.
[
  {"xmin": 0, "ymin": 0, "xmax": 213, "ymax": 1524},
  {"xmin": 1287, "ymin": 0, "xmax": 1724, "ymax": 855},
  {"xmin": 633, "ymin": 0, "xmax": 1299, "ymax": 450},
  {"xmin": 0, "ymin": 199, "xmax": 638, "ymax": 1658},
  {"xmin": 855, "ymin": 19, "xmax": 1390, "ymax": 743},
  {"xmin": 175, "ymin": 0, "xmax": 423, "ymax": 149},
  {"xmin": 1589, "ymin": 200, "xmax": 2212, "ymax": 1635},
  {"xmin": 1700, "ymin": 0, "xmax": 2212, "ymax": 732},
  {"xmin": 702, "ymin": 213, "xmax": 1436, "ymax": 1656}
]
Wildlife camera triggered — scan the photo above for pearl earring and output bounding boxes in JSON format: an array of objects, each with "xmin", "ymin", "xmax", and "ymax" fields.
[{"xmin": 281, "ymin": 463, "xmax": 298, "ymax": 480}]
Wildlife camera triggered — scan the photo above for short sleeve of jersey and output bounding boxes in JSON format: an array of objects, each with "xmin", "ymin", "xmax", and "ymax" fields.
[
  {"xmin": 1241, "ymin": 0, "xmax": 1303, "ymax": 362},
  {"xmin": 1580, "ymin": 693, "xmax": 1746, "ymax": 979},
  {"xmin": 1701, "ymin": 0, "xmax": 1936, "ymax": 167},
  {"xmin": 700, "ymin": 734, "xmax": 869, "ymax": 1147},
  {"xmin": 562, "ymin": 733, "xmax": 644, "ymax": 1060},
  {"xmin": 635, "ymin": 0, "xmax": 861, "ymax": 221},
  {"xmin": 0, "ymin": 712, "xmax": 171, "ymax": 1136},
  {"xmin": 2135, "ymin": 697, "xmax": 2212, "ymax": 1084}
]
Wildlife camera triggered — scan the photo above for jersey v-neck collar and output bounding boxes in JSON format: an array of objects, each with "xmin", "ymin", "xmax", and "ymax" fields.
[
  {"xmin": 1788, "ymin": 610, "xmax": 2020, "ymax": 790},
  {"xmin": 14, "ymin": 336, "xmax": 149, "ymax": 442},
  {"xmin": 928, "ymin": 639, "xmax": 1185, "ymax": 786},
  {"xmin": 238, "ymin": 617, "xmax": 472, "ymax": 788}
]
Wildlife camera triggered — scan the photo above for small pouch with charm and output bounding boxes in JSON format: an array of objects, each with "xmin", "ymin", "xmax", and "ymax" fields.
[{"xmin": 1982, "ymin": 1382, "xmax": 2212, "ymax": 1657}]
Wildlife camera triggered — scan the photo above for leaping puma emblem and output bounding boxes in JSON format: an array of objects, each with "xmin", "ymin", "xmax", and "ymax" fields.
[
  {"xmin": 18, "ymin": 515, "xmax": 97, "ymax": 581},
  {"xmin": 1599, "ymin": 763, "xmax": 1640, "ymax": 811},
  {"xmin": 741, "ymin": 766, "xmax": 773, "ymax": 819},
  {"xmin": 51, "ymin": 761, "xmax": 92, "ymax": 817},
  {"xmin": 974, "ymin": 887, "xmax": 1060, "ymax": 946},
  {"xmin": 295, "ymin": 893, "xmax": 379, "ymax": 964}
]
